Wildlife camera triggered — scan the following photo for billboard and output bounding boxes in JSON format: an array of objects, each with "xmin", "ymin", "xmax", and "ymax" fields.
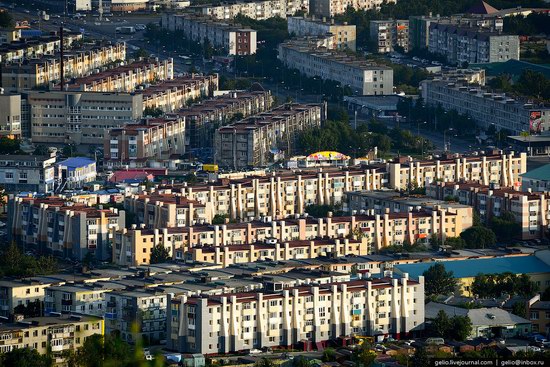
[{"xmin": 530, "ymin": 111, "xmax": 542, "ymax": 133}]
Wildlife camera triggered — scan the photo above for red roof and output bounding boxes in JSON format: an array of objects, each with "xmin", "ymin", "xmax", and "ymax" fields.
[{"xmin": 109, "ymin": 170, "xmax": 155, "ymax": 183}]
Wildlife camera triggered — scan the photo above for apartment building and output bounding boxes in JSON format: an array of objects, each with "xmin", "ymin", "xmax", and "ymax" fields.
[
  {"xmin": 214, "ymin": 103, "xmax": 325, "ymax": 169},
  {"xmin": 287, "ymin": 16, "xmax": 357, "ymax": 51},
  {"xmin": 427, "ymin": 181, "xmax": 550, "ymax": 240},
  {"xmin": 408, "ymin": 14, "xmax": 503, "ymax": 50},
  {"xmin": 188, "ymin": 0, "xmax": 309, "ymax": 20},
  {"xmin": 9, "ymin": 196, "xmax": 126, "ymax": 261},
  {"xmin": 310, "ymin": 0, "xmax": 394, "ymax": 17},
  {"xmin": 0, "ymin": 279, "xmax": 63, "ymax": 318},
  {"xmin": 387, "ymin": 152, "xmax": 527, "ymax": 190},
  {"xmin": 278, "ymin": 40, "xmax": 394, "ymax": 96},
  {"xmin": 0, "ymin": 28, "xmax": 21, "ymax": 44},
  {"xmin": 162, "ymin": 13, "xmax": 257, "ymax": 55},
  {"xmin": 370, "ymin": 20, "xmax": 409, "ymax": 53},
  {"xmin": 0, "ymin": 43, "xmax": 127, "ymax": 92},
  {"xmin": 56, "ymin": 157, "xmax": 97, "ymax": 189},
  {"xmin": 0, "ymin": 154, "xmax": 56, "ymax": 193},
  {"xmin": 168, "ymin": 274, "xmax": 424, "ymax": 354},
  {"xmin": 0, "ymin": 33, "xmax": 83, "ymax": 63},
  {"xmin": 170, "ymin": 90, "xmax": 273, "ymax": 150},
  {"xmin": 139, "ymin": 74, "xmax": 219, "ymax": 113},
  {"xmin": 62, "ymin": 58, "xmax": 174, "ymax": 92},
  {"xmin": 27, "ymin": 90, "xmax": 143, "ymax": 145},
  {"xmin": 113, "ymin": 208, "xmax": 468, "ymax": 265},
  {"xmin": 44, "ymin": 282, "xmax": 126, "ymax": 317},
  {"xmin": 105, "ymin": 289, "xmax": 169, "ymax": 345},
  {"xmin": 420, "ymin": 80, "xmax": 550, "ymax": 134},
  {"xmin": 104, "ymin": 116, "xmax": 186, "ymax": 169},
  {"xmin": 346, "ymin": 190, "xmax": 474, "ymax": 233},
  {"xmin": 0, "ymin": 314, "xmax": 103, "ymax": 358},
  {"xmin": 428, "ymin": 24, "xmax": 519, "ymax": 64},
  {"xmin": 0, "ymin": 93, "xmax": 22, "ymax": 138}
]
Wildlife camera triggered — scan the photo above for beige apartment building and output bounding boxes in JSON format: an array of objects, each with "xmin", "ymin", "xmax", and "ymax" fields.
[
  {"xmin": 427, "ymin": 181, "xmax": 550, "ymax": 240},
  {"xmin": 140, "ymin": 74, "xmax": 219, "ymax": 113},
  {"xmin": 0, "ymin": 32, "xmax": 83, "ymax": 63},
  {"xmin": 123, "ymin": 166, "xmax": 384, "ymax": 223},
  {"xmin": 387, "ymin": 152, "xmax": 527, "ymax": 190},
  {"xmin": 0, "ymin": 314, "xmax": 104, "ymax": 359},
  {"xmin": 170, "ymin": 90, "xmax": 273, "ymax": 149},
  {"xmin": 189, "ymin": 0, "xmax": 309, "ymax": 20},
  {"xmin": 9, "ymin": 196, "xmax": 125, "ymax": 261},
  {"xmin": 278, "ymin": 40, "xmax": 393, "ymax": 95},
  {"xmin": 168, "ymin": 274, "xmax": 424, "ymax": 354},
  {"xmin": 1, "ymin": 43, "xmax": 126, "ymax": 92},
  {"xmin": 63, "ymin": 58, "xmax": 174, "ymax": 92},
  {"xmin": 214, "ymin": 103, "xmax": 325, "ymax": 169},
  {"xmin": 0, "ymin": 279, "xmax": 64, "ymax": 318},
  {"xmin": 104, "ymin": 116, "xmax": 186, "ymax": 169},
  {"xmin": 310, "ymin": 0, "xmax": 395, "ymax": 17},
  {"xmin": 113, "ymin": 209, "xmax": 469, "ymax": 266},
  {"xmin": 0, "ymin": 93, "xmax": 21, "ymax": 138},
  {"xmin": 287, "ymin": 16, "xmax": 357, "ymax": 51}
]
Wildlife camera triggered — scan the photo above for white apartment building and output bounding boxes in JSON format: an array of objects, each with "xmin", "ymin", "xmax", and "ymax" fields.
[
  {"xmin": 421, "ymin": 80, "xmax": 550, "ymax": 135},
  {"xmin": 189, "ymin": 0, "xmax": 309, "ymax": 20},
  {"xmin": 168, "ymin": 274, "xmax": 424, "ymax": 354},
  {"xmin": 278, "ymin": 40, "xmax": 393, "ymax": 96},
  {"xmin": 0, "ymin": 154, "xmax": 56, "ymax": 193},
  {"xmin": 44, "ymin": 283, "xmax": 125, "ymax": 317},
  {"xmin": 162, "ymin": 13, "xmax": 257, "ymax": 55},
  {"xmin": 0, "ymin": 93, "xmax": 21, "ymax": 138},
  {"xmin": 0, "ymin": 33, "xmax": 83, "ymax": 64},
  {"xmin": 287, "ymin": 16, "xmax": 357, "ymax": 51},
  {"xmin": 428, "ymin": 23, "xmax": 519, "ymax": 64},
  {"xmin": 310, "ymin": 0, "xmax": 394, "ymax": 17}
]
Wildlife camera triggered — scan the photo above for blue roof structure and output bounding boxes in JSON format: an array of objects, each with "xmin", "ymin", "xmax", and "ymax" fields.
[
  {"xmin": 521, "ymin": 164, "xmax": 550, "ymax": 181},
  {"xmin": 58, "ymin": 157, "xmax": 95, "ymax": 170},
  {"xmin": 394, "ymin": 256, "xmax": 550, "ymax": 279}
]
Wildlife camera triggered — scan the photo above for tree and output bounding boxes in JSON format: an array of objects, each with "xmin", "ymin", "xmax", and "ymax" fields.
[
  {"xmin": 422, "ymin": 263, "xmax": 457, "ymax": 296},
  {"xmin": 0, "ymin": 11, "xmax": 14, "ymax": 28},
  {"xmin": 354, "ymin": 343, "xmax": 376, "ymax": 367},
  {"xmin": 132, "ymin": 48, "xmax": 149, "ymax": 59},
  {"xmin": 305, "ymin": 204, "xmax": 340, "ymax": 218},
  {"xmin": 489, "ymin": 211, "xmax": 521, "ymax": 242},
  {"xmin": 13, "ymin": 299, "xmax": 42, "ymax": 318},
  {"xmin": 212, "ymin": 214, "xmax": 229, "ymax": 225},
  {"xmin": 75, "ymin": 333, "xmax": 136, "ymax": 367},
  {"xmin": 255, "ymin": 358, "xmax": 276, "ymax": 367},
  {"xmin": 33, "ymin": 145, "xmax": 49, "ymax": 155},
  {"xmin": 292, "ymin": 356, "xmax": 310, "ymax": 367},
  {"xmin": 0, "ymin": 137, "xmax": 22, "ymax": 155},
  {"xmin": 0, "ymin": 347, "xmax": 52, "ymax": 367},
  {"xmin": 432, "ymin": 310, "xmax": 451, "ymax": 337},
  {"xmin": 471, "ymin": 273, "xmax": 537, "ymax": 298},
  {"xmin": 541, "ymin": 286, "xmax": 550, "ymax": 301},
  {"xmin": 322, "ymin": 347, "xmax": 337, "ymax": 362},
  {"xmin": 460, "ymin": 226, "xmax": 496, "ymax": 249},
  {"xmin": 449, "ymin": 315, "xmax": 472, "ymax": 341},
  {"xmin": 143, "ymin": 107, "xmax": 164, "ymax": 118},
  {"xmin": 150, "ymin": 244, "xmax": 171, "ymax": 264},
  {"xmin": 511, "ymin": 301, "xmax": 527, "ymax": 319},
  {"xmin": 411, "ymin": 347, "xmax": 429, "ymax": 367},
  {"xmin": 444, "ymin": 237, "xmax": 466, "ymax": 249}
]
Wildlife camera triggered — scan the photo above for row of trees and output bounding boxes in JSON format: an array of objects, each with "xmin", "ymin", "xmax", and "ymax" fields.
[
  {"xmin": 504, "ymin": 13, "xmax": 550, "ymax": 36},
  {"xmin": 0, "ymin": 243, "xmax": 58, "ymax": 278},
  {"xmin": 488, "ymin": 70, "xmax": 550, "ymax": 102},
  {"xmin": 471, "ymin": 272, "xmax": 537, "ymax": 298},
  {"xmin": 431, "ymin": 310, "xmax": 473, "ymax": 341}
]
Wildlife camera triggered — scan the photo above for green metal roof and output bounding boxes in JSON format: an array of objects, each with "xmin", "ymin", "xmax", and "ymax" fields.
[
  {"xmin": 521, "ymin": 163, "xmax": 550, "ymax": 181},
  {"xmin": 474, "ymin": 60, "xmax": 550, "ymax": 80}
]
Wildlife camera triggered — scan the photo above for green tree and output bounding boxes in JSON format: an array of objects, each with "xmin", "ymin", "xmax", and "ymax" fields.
[
  {"xmin": 305, "ymin": 204, "xmax": 340, "ymax": 218},
  {"xmin": 322, "ymin": 347, "xmax": 337, "ymax": 362},
  {"xmin": 411, "ymin": 347, "xmax": 429, "ymax": 367},
  {"xmin": 354, "ymin": 343, "xmax": 376, "ymax": 367},
  {"xmin": 511, "ymin": 301, "xmax": 527, "ymax": 318},
  {"xmin": 33, "ymin": 145, "xmax": 49, "ymax": 155},
  {"xmin": 0, "ymin": 11, "xmax": 14, "ymax": 28},
  {"xmin": 489, "ymin": 211, "xmax": 521, "ymax": 242},
  {"xmin": 432, "ymin": 310, "xmax": 451, "ymax": 337},
  {"xmin": 212, "ymin": 214, "xmax": 229, "ymax": 225},
  {"xmin": 0, "ymin": 347, "xmax": 52, "ymax": 367},
  {"xmin": 0, "ymin": 137, "xmax": 22, "ymax": 154},
  {"xmin": 132, "ymin": 48, "xmax": 149, "ymax": 59},
  {"xmin": 150, "ymin": 244, "xmax": 171, "ymax": 264},
  {"xmin": 75, "ymin": 333, "xmax": 137, "ymax": 367},
  {"xmin": 444, "ymin": 237, "xmax": 466, "ymax": 249},
  {"xmin": 541, "ymin": 286, "xmax": 550, "ymax": 301},
  {"xmin": 292, "ymin": 356, "xmax": 310, "ymax": 367},
  {"xmin": 422, "ymin": 263, "xmax": 457, "ymax": 296},
  {"xmin": 449, "ymin": 315, "xmax": 472, "ymax": 341},
  {"xmin": 460, "ymin": 226, "xmax": 496, "ymax": 249},
  {"xmin": 13, "ymin": 299, "xmax": 42, "ymax": 318},
  {"xmin": 143, "ymin": 107, "xmax": 164, "ymax": 118},
  {"xmin": 255, "ymin": 358, "xmax": 276, "ymax": 367}
]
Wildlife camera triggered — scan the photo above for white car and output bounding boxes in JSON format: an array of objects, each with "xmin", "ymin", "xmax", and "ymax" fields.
[{"xmin": 248, "ymin": 349, "xmax": 262, "ymax": 355}]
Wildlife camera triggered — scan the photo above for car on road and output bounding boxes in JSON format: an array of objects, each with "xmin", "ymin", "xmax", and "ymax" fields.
[{"xmin": 248, "ymin": 349, "xmax": 262, "ymax": 355}]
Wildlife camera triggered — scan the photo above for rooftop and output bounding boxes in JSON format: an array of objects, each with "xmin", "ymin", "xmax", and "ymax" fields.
[
  {"xmin": 520, "ymin": 164, "xmax": 550, "ymax": 181},
  {"xmin": 58, "ymin": 157, "xmax": 96, "ymax": 169},
  {"xmin": 394, "ymin": 255, "xmax": 550, "ymax": 278},
  {"xmin": 0, "ymin": 314, "xmax": 102, "ymax": 331}
]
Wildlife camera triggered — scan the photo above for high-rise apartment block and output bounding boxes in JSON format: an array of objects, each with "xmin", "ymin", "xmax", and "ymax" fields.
[
  {"xmin": 370, "ymin": 20, "xmax": 409, "ymax": 53},
  {"xmin": 188, "ymin": 0, "xmax": 309, "ymax": 20},
  {"xmin": 288, "ymin": 16, "xmax": 357, "ymax": 51},
  {"xmin": 310, "ymin": 0, "xmax": 395, "ymax": 17}
]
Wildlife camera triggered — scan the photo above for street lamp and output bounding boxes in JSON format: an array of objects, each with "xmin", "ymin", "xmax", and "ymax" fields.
[{"xmin": 444, "ymin": 128, "xmax": 454, "ymax": 152}]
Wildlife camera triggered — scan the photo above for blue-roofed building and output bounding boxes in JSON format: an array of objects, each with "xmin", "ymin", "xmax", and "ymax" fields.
[
  {"xmin": 394, "ymin": 255, "xmax": 550, "ymax": 297},
  {"xmin": 57, "ymin": 157, "xmax": 97, "ymax": 189},
  {"xmin": 521, "ymin": 163, "xmax": 550, "ymax": 192}
]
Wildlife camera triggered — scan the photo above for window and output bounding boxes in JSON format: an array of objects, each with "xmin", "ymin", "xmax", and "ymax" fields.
[{"xmin": 531, "ymin": 311, "xmax": 539, "ymax": 320}]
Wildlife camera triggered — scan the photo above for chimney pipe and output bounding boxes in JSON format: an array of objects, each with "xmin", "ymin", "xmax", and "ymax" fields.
[{"xmin": 60, "ymin": 26, "xmax": 64, "ymax": 91}]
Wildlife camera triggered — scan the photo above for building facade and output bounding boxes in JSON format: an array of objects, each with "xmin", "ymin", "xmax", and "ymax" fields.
[
  {"xmin": 214, "ymin": 103, "xmax": 325, "ymax": 169},
  {"xmin": 310, "ymin": 0, "xmax": 395, "ymax": 17},
  {"xmin": 9, "ymin": 196, "xmax": 126, "ymax": 260},
  {"xmin": 168, "ymin": 274, "xmax": 424, "ymax": 354},
  {"xmin": 278, "ymin": 40, "xmax": 393, "ymax": 96},
  {"xmin": 161, "ymin": 13, "xmax": 257, "ymax": 55},
  {"xmin": 57, "ymin": 157, "xmax": 97, "ymax": 189},
  {"xmin": 369, "ymin": 20, "xmax": 409, "ymax": 53},
  {"xmin": 189, "ymin": 0, "xmax": 309, "ymax": 20},
  {"xmin": 428, "ymin": 24, "xmax": 519, "ymax": 64},
  {"xmin": 0, "ymin": 93, "xmax": 22, "ymax": 138},
  {"xmin": 0, "ymin": 154, "xmax": 56, "ymax": 193},
  {"xmin": 288, "ymin": 16, "xmax": 357, "ymax": 51},
  {"xmin": 421, "ymin": 80, "xmax": 550, "ymax": 134}
]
